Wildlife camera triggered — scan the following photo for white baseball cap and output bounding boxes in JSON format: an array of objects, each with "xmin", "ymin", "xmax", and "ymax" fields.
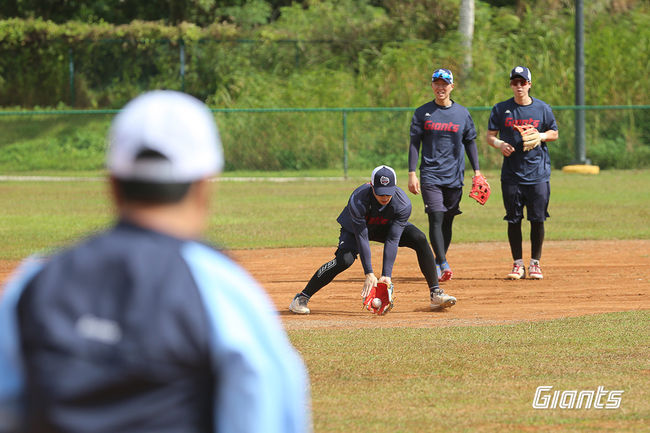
[{"xmin": 107, "ymin": 90, "xmax": 224, "ymax": 183}]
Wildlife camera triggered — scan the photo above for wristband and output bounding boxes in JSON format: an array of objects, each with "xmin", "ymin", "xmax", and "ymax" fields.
[
  {"xmin": 493, "ymin": 138, "xmax": 504, "ymax": 147},
  {"xmin": 539, "ymin": 132, "xmax": 548, "ymax": 142}
]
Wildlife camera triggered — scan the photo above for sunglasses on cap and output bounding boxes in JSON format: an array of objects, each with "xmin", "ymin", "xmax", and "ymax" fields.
[{"xmin": 432, "ymin": 70, "xmax": 452, "ymax": 82}]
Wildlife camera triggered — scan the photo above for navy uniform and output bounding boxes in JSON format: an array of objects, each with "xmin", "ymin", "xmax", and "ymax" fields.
[
  {"xmin": 409, "ymin": 68, "xmax": 481, "ymax": 281},
  {"xmin": 487, "ymin": 66, "xmax": 558, "ymax": 279},
  {"xmin": 0, "ymin": 91, "xmax": 310, "ymax": 433},
  {"xmin": 289, "ymin": 166, "xmax": 456, "ymax": 314}
]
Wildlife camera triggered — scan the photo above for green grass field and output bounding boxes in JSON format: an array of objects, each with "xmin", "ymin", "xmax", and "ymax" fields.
[
  {"xmin": 2, "ymin": 169, "xmax": 649, "ymax": 258},
  {"xmin": 292, "ymin": 312, "xmax": 648, "ymax": 432},
  {"xmin": 1, "ymin": 168, "xmax": 649, "ymax": 432}
]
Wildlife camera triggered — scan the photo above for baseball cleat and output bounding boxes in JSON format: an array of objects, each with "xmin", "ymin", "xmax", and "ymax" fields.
[
  {"xmin": 439, "ymin": 261, "xmax": 453, "ymax": 282},
  {"xmin": 507, "ymin": 262, "xmax": 525, "ymax": 280},
  {"xmin": 528, "ymin": 261, "xmax": 543, "ymax": 279},
  {"xmin": 430, "ymin": 288, "xmax": 456, "ymax": 310},
  {"xmin": 289, "ymin": 294, "xmax": 311, "ymax": 314}
]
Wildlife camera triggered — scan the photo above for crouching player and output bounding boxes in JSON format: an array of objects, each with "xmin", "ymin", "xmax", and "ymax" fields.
[{"xmin": 289, "ymin": 165, "xmax": 457, "ymax": 314}]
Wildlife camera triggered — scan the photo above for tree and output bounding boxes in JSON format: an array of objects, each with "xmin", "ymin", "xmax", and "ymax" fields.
[{"xmin": 458, "ymin": 0, "xmax": 474, "ymax": 75}]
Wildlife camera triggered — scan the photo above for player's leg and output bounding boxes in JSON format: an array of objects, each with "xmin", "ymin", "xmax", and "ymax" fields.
[
  {"xmin": 427, "ymin": 211, "xmax": 446, "ymax": 265},
  {"xmin": 421, "ymin": 184, "xmax": 451, "ymax": 280},
  {"xmin": 440, "ymin": 186, "xmax": 463, "ymax": 276},
  {"xmin": 502, "ymin": 182, "xmax": 526, "ymax": 279},
  {"xmin": 397, "ymin": 223, "xmax": 437, "ymax": 289},
  {"xmin": 526, "ymin": 182, "xmax": 550, "ymax": 279},
  {"xmin": 290, "ymin": 230, "xmax": 357, "ymax": 314},
  {"xmin": 397, "ymin": 223, "xmax": 456, "ymax": 309},
  {"xmin": 442, "ymin": 213, "xmax": 455, "ymax": 253}
]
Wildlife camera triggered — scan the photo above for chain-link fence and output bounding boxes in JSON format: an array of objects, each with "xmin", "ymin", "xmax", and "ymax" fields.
[{"xmin": 1, "ymin": 105, "xmax": 648, "ymax": 174}]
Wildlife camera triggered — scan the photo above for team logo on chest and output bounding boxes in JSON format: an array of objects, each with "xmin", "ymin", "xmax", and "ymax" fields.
[
  {"xmin": 424, "ymin": 120, "xmax": 460, "ymax": 132},
  {"xmin": 505, "ymin": 117, "xmax": 540, "ymax": 129}
]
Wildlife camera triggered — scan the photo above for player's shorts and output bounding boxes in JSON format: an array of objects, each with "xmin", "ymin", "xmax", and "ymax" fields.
[
  {"xmin": 501, "ymin": 181, "xmax": 550, "ymax": 223},
  {"xmin": 420, "ymin": 184, "xmax": 462, "ymax": 215}
]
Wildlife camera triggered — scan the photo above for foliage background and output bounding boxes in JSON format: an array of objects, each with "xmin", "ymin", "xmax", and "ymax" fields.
[{"xmin": 0, "ymin": 0, "xmax": 648, "ymax": 171}]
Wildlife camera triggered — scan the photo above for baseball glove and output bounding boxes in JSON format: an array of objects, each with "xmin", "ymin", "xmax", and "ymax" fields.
[
  {"xmin": 363, "ymin": 282, "xmax": 394, "ymax": 315},
  {"xmin": 469, "ymin": 174, "xmax": 490, "ymax": 205},
  {"xmin": 514, "ymin": 124, "xmax": 542, "ymax": 151}
]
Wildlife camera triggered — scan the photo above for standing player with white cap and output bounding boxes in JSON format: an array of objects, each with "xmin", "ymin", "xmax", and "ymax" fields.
[
  {"xmin": 0, "ymin": 91, "xmax": 310, "ymax": 433},
  {"xmin": 486, "ymin": 66, "xmax": 559, "ymax": 279},
  {"xmin": 408, "ymin": 68, "xmax": 483, "ymax": 282},
  {"xmin": 289, "ymin": 165, "xmax": 456, "ymax": 315}
]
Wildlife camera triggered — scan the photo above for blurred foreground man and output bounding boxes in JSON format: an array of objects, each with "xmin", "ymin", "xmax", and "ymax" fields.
[{"xmin": 0, "ymin": 91, "xmax": 311, "ymax": 433}]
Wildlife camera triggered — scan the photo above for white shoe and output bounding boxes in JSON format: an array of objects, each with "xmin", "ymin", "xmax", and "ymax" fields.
[
  {"xmin": 430, "ymin": 288, "xmax": 456, "ymax": 310},
  {"xmin": 289, "ymin": 294, "xmax": 310, "ymax": 314},
  {"xmin": 507, "ymin": 262, "xmax": 525, "ymax": 280},
  {"xmin": 528, "ymin": 261, "xmax": 543, "ymax": 279}
]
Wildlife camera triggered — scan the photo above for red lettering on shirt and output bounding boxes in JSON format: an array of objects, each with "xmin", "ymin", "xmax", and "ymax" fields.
[
  {"xmin": 424, "ymin": 121, "xmax": 460, "ymax": 132},
  {"xmin": 505, "ymin": 117, "xmax": 541, "ymax": 129},
  {"xmin": 367, "ymin": 216, "xmax": 389, "ymax": 225}
]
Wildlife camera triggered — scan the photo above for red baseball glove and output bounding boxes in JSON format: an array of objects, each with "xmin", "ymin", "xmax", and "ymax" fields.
[
  {"xmin": 469, "ymin": 174, "xmax": 490, "ymax": 205},
  {"xmin": 362, "ymin": 282, "xmax": 394, "ymax": 315}
]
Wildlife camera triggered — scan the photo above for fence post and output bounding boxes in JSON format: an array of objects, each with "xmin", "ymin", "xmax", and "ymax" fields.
[
  {"xmin": 574, "ymin": 0, "xmax": 588, "ymax": 164},
  {"xmin": 68, "ymin": 47, "xmax": 75, "ymax": 107},
  {"xmin": 342, "ymin": 110, "xmax": 348, "ymax": 179},
  {"xmin": 179, "ymin": 38, "xmax": 186, "ymax": 92}
]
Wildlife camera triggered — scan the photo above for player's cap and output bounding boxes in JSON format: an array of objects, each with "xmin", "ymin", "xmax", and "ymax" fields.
[
  {"xmin": 107, "ymin": 90, "xmax": 223, "ymax": 183},
  {"xmin": 371, "ymin": 165, "xmax": 397, "ymax": 196},
  {"xmin": 432, "ymin": 68, "xmax": 453, "ymax": 84},
  {"xmin": 510, "ymin": 66, "xmax": 532, "ymax": 82}
]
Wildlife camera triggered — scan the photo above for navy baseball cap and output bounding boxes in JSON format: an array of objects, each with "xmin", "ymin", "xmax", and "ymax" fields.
[
  {"xmin": 371, "ymin": 165, "xmax": 397, "ymax": 196},
  {"xmin": 510, "ymin": 66, "xmax": 532, "ymax": 82},
  {"xmin": 432, "ymin": 68, "xmax": 453, "ymax": 84}
]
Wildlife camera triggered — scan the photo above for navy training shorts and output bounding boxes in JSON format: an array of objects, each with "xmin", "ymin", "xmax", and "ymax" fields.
[
  {"xmin": 501, "ymin": 181, "xmax": 550, "ymax": 223},
  {"xmin": 420, "ymin": 184, "xmax": 463, "ymax": 216}
]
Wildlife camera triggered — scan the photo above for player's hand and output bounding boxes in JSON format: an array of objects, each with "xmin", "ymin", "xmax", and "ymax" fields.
[
  {"xmin": 362, "ymin": 281, "xmax": 394, "ymax": 315},
  {"xmin": 378, "ymin": 275, "xmax": 392, "ymax": 287},
  {"xmin": 408, "ymin": 172, "xmax": 420, "ymax": 195},
  {"xmin": 499, "ymin": 141, "xmax": 515, "ymax": 157},
  {"xmin": 361, "ymin": 273, "xmax": 378, "ymax": 298}
]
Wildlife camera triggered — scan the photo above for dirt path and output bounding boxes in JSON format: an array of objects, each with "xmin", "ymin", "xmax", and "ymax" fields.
[{"xmin": 2, "ymin": 240, "xmax": 649, "ymax": 330}]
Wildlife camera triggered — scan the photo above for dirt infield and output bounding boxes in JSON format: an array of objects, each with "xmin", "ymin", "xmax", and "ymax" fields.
[{"xmin": 2, "ymin": 240, "xmax": 649, "ymax": 330}]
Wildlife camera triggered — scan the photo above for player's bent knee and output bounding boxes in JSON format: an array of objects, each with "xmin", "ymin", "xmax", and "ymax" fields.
[
  {"xmin": 410, "ymin": 229, "xmax": 428, "ymax": 246},
  {"xmin": 336, "ymin": 250, "xmax": 357, "ymax": 268}
]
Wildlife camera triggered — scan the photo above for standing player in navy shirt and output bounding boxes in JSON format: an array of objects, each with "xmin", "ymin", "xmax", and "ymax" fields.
[
  {"xmin": 408, "ymin": 68, "xmax": 482, "ymax": 282},
  {"xmin": 289, "ymin": 165, "xmax": 457, "ymax": 314},
  {"xmin": 486, "ymin": 66, "xmax": 558, "ymax": 279}
]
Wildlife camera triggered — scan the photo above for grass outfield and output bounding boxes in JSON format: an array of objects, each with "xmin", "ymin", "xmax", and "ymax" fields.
[
  {"xmin": 1, "ymin": 169, "xmax": 649, "ymax": 259},
  {"xmin": 1, "ymin": 169, "xmax": 649, "ymax": 432},
  {"xmin": 291, "ymin": 311, "xmax": 649, "ymax": 432}
]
